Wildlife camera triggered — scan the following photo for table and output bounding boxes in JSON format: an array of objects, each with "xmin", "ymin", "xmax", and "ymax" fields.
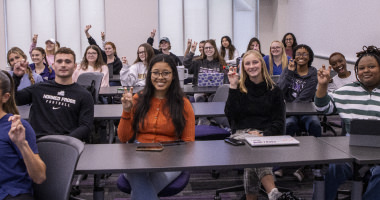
[
  {"xmin": 318, "ymin": 136, "xmax": 380, "ymax": 198},
  {"xmin": 99, "ymin": 85, "xmax": 219, "ymax": 96},
  {"xmin": 76, "ymin": 137, "xmax": 352, "ymax": 200},
  {"xmin": 76, "ymin": 137, "xmax": 351, "ymax": 174}
]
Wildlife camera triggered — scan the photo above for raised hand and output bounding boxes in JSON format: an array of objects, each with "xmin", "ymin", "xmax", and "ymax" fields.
[
  {"xmin": 32, "ymin": 34, "xmax": 38, "ymax": 44},
  {"xmin": 288, "ymin": 59, "xmax": 296, "ymax": 71},
  {"xmin": 186, "ymin": 39, "xmax": 192, "ymax": 49},
  {"xmin": 121, "ymin": 87, "xmax": 134, "ymax": 112},
  {"xmin": 317, "ymin": 64, "xmax": 332, "ymax": 86},
  {"xmin": 101, "ymin": 32, "xmax": 105, "ymax": 41},
  {"xmin": 8, "ymin": 115, "xmax": 26, "ymax": 146},
  {"xmin": 13, "ymin": 59, "xmax": 29, "ymax": 77},
  {"xmin": 190, "ymin": 41, "xmax": 198, "ymax": 53},
  {"xmin": 150, "ymin": 29, "xmax": 156, "ymax": 38},
  {"xmin": 227, "ymin": 67, "xmax": 239, "ymax": 89},
  {"xmin": 121, "ymin": 56, "xmax": 128, "ymax": 65},
  {"xmin": 84, "ymin": 25, "xmax": 92, "ymax": 33}
]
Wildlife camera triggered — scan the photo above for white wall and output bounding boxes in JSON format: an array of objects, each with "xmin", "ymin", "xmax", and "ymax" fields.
[{"xmin": 259, "ymin": 0, "xmax": 380, "ymax": 71}]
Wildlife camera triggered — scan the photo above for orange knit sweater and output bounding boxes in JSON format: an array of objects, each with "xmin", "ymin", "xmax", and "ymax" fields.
[{"xmin": 118, "ymin": 95, "xmax": 195, "ymax": 143}]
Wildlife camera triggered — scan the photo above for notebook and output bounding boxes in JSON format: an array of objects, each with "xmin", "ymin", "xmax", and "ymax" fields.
[
  {"xmin": 349, "ymin": 119, "xmax": 380, "ymax": 147},
  {"xmin": 245, "ymin": 135, "xmax": 300, "ymax": 147}
]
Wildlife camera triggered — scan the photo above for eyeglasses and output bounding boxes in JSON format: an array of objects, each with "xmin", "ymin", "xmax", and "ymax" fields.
[
  {"xmin": 204, "ymin": 47, "xmax": 214, "ymax": 50},
  {"xmin": 295, "ymin": 53, "xmax": 309, "ymax": 57},
  {"xmin": 151, "ymin": 71, "xmax": 172, "ymax": 78},
  {"xmin": 271, "ymin": 46, "xmax": 281, "ymax": 50},
  {"xmin": 285, "ymin": 38, "xmax": 293, "ymax": 41},
  {"xmin": 87, "ymin": 52, "xmax": 97, "ymax": 55},
  {"xmin": 138, "ymin": 51, "xmax": 145, "ymax": 55}
]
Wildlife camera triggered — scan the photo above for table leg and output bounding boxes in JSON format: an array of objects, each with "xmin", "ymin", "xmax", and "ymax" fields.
[
  {"xmin": 312, "ymin": 165, "xmax": 325, "ymax": 200},
  {"xmin": 93, "ymin": 174, "xmax": 104, "ymax": 200},
  {"xmin": 108, "ymin": 120, "xmax": 115, "ymax": 144}
]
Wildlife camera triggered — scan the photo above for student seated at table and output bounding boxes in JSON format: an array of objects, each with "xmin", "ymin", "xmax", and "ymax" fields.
[
  {"xmin": 146, "ymin": 29, "xmax": 182, "ymax": 65},
  {"xmin": 327, "ymin": 52, "xmax": 357, "ymax": 92},
  {"xmin": 7, "ymin": 47, "xmax": 43, "ymax": 91},
  {"xmin": 118, "ymin": 54, "xmax": 195, "ymax": 200},
  {"xmin": 72, "ymin": 45, "xmax": 109, "ymax": 88},
  {"xmin": 29, "ymin": 47, "xmax": 55, "ymax": 81},
  {"xmin": 263, "ymin": 40, "xmax": 290, "ymax": 76},
  {"xmin": 120, "ymin": 43, "xmax": 155, "ymax": 87},
  {"xmin": 220, "ymin": 36, "xmax": 239, "ymax": 65},
  {"xmin": 225, "ymin": 50, "xmax": 298, "ymax": 200},
  {"xmin": 15, "ymin": 47, "xmax": 94, "ymax": 141},
  {"xmin": 315, "ymin": 45, "xmax": 380, "ymax": 200},
  {"xmin": 0, "ymin": 70, "xmax": 46, "ymax": 200}
]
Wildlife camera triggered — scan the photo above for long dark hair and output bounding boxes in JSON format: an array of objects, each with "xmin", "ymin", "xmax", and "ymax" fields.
[
  {"xmin": 354, "ymin": 46, "xmax": 380, "ymax": 83},
  {"xmin": 132, "ymin": 54, "xmax": 186, "ymax": 141},
  {"xmin": 220, "ymin": 36, "xmax": 236, "ymax": 60},
  {"xmin": 80, "ymin": 45, "xmax": 105, "ymax": 71},
  {"xmin": 0, "ymin": 70, "xmax": 19, "ymax": 115},
  {"xmin": 282, "ymin": 32, "xmax": 298, "ymax": 49},
  {"xmin": 133, "ymin": 43, "xmax": 155, "ymax": 65}
]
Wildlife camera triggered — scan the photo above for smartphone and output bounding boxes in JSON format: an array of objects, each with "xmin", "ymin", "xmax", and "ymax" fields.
[
  {"xmin": 160, "ymin": 140, "xmax": 185, "ymax": 146},
  {"xmin": 224, "ymin": 137, "xmax": 245, "ymax": 146},
  {"xmin": 136, "ymin": 143, "xmax": 164, "ymax": 151}
]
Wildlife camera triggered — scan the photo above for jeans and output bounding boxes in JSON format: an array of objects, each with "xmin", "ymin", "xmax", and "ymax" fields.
[
  {"xmin": 286, "ymin": 115, "xmax": 321, "ymax": 137},
  {"xmin": 324, "ymin": 164, "xmax": 380, "ymax": 200},
  {"xmin": 125, "ymin": 171, "xmax": 181, "ymax": 200}
]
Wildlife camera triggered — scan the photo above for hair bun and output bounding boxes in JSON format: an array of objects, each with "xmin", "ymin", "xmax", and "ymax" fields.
[{"xmin": 356, "ymin": 45, "xmax": 380, "ymax": 58}]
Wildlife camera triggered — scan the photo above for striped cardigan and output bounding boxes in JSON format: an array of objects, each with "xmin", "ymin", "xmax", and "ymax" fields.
[{"xmin": 314, "ymin": 81, "xmax": 380, "ymax": 134}]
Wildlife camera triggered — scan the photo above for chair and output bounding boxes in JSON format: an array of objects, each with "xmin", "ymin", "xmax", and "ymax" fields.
[
  {"xmin": 195, "ymin": 84, "xmax": 231, "ymax": 140},
  {"xmin": 117, "ymin": 171, "xmax": 191, "ymax": 197},
  {"xmin": 76, "ymin": 72, "xmax": 104, "ymax": 104},
  {"xmin": 33, "ymin": 135, "xmax": 84, "ymax": 200}
]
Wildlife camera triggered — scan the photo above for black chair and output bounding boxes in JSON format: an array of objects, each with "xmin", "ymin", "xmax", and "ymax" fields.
[
  {"xmin": 33, "ymin": 135, "xmax": 84, "ymax": 200},
  {"xmin": 76, "ymin": 72, "xmax": 104, "ymax": 104}
]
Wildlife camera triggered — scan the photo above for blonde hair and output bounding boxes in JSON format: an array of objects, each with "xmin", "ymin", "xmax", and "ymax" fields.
[
  {"xmin": 268, "ymin": 40, "xmax": 288, "ymax": 75},
  {"xmin": 7, "ymin": 47, "xmax": 36, "ymax": 85},
  {"xmin": 239, "ymin": 50, "xmax": 275, "ymax": 94}
]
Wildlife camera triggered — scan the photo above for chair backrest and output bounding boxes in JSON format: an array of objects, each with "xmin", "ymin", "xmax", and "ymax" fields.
[
  {"xmin": 76, "ymin": 72, "xmax": 104, "ymax": 104},
  {"xmin": 212, "ymin": 84, "xmax": 230, "ymax": 102},
  {"xmin": 33, "ymin": 135, "xmax": 84, "ymax": 200}
]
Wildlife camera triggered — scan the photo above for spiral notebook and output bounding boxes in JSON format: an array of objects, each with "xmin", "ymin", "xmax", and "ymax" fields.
[{"xmin": 245, "ymin": 135, "xmax": 300, "ymax": 147}]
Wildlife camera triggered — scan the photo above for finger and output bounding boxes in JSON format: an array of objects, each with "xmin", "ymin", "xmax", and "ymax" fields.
[
  {"xmin": 321, "ymin": 64, "xmax": 326, "ymax": 70},
  {"xmin": 328, "ymin": 66, "xmax": 332, "ymax": 71},
  {"xmin": 129, "ymin": 87, "xmax": 134, "ymax": 94},
  {"xmin": 123, "ymin": 86, "xmax": 128, "ymax": 94}
]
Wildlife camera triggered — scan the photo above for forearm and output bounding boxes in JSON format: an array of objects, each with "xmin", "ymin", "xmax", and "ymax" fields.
[
  {"xmin": 316, "ymin": 83, "xmax": 328, "ymax": 98},
  {"xmin": 17, "ymin": 141, "xmax": 46, "ymax": 184},
  {"xmin": 69, "ymin": 126, "xmax": 91, "ymax": 140},
  {"xmin": 118, "ymin": 111, "xmax": 134, "ymax": 143}
]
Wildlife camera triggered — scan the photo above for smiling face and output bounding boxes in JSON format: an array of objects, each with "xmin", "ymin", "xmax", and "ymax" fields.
[
  {"xmin": 357, "ymin": 56, "xmax": 380, "ymax": 91},
  {"xmin": 104, "ymin": 44, "xmax": 115, "ymax": 56},
  {"xmin": 204, "ymin": 42, "xmax": 215, "ymax": 58},
  {"xmin": 294, "ymin": 48, "xmax": 310, "ymax": 67},
  {"xmin": 330, "ymin": 54, "xmax": 347, "ymax": 76},
  {"xmin": 31, "ymin": 50, "xmax": 44, "ymax": 65},
  {"xmin": 150, "ymin": 61, "xmax": 173, "ymax": 95},
  {"xmin": 222, "ymin": 38, "xmax": 230, "ymax": 48},
  {"xmin": 159, "ymin": 41, "xmax": 170, "ymax": 51},
  {"xmin": 45, "ymin": 41, "xmax": 55, "ymax": 51},
  {"xmin": 243, "ymin": 53, "xmax": 263, "ymax": 83},
  {"xmin": 198, "ymin": 42, "xmax": 205, "ymax": 55},
  {"xmin": 285, "ymin": 34, "xmax": 294, "ymax": 48},
  {"xmin": 270, "ymin": 41, "xmax": 283, "ymax": 56},
  {"xmin": 86, "ymin": 48, "xmax": 98, "ymax": 64},
  {"xmin": 138, "ymin": 46, "xmax": 146, "ymax": 62}
]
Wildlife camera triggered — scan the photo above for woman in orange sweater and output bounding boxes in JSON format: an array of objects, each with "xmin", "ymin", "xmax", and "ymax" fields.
[{"xmin": 118, "ymin": 54, "xmax": 195, "ymax": 200}]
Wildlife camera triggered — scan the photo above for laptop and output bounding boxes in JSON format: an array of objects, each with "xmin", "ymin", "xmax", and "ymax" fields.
[
  {"xmin": 245, "ymin": 135, "xmax": 300, "ymax": 147},
  {"xmin": 349, "ymin": 119, "xmax": 380, "ymax": 147}
]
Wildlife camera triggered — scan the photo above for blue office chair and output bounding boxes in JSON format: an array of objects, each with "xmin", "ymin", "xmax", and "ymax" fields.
[{"xmin": 117, "ymin": 171, "xmax": 190, "ymax": 197}]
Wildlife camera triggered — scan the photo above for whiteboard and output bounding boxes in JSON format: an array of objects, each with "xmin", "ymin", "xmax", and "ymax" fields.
[{"xmin": 284, "ymin": 0, "xmax": 380, "ymax": 63}]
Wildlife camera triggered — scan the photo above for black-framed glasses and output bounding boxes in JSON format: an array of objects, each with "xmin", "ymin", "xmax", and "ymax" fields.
[{"xmin": 151, "ymin": 71, "xmax": 172, "ymax": 78}]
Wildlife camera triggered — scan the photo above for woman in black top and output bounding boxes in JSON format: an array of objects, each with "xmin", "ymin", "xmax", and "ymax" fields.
[{"xmin": 225, "ymin": 50, "xmax": 294, "ymax": 200}]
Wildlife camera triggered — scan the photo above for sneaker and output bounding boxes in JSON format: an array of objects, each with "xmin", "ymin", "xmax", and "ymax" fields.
[
  {"xmin": 277, "ymin": 191, "xmax": 301, "ymax": 200},
  {"xmin": 274, "ymin": 169, "xmax": 283, "ymax": 177},
  {"xmin": 293, "ymin": 168, "xmax": 304, "ymax": 182},
  {"xmin": 268, "ymin": 188, "xmax": 282, "ymax": 200}
]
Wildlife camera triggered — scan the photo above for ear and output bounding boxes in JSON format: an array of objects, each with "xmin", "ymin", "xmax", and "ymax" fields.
[{"xmin": 1, "ymin": 92, "xmax": 10, "ymax": 104}]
